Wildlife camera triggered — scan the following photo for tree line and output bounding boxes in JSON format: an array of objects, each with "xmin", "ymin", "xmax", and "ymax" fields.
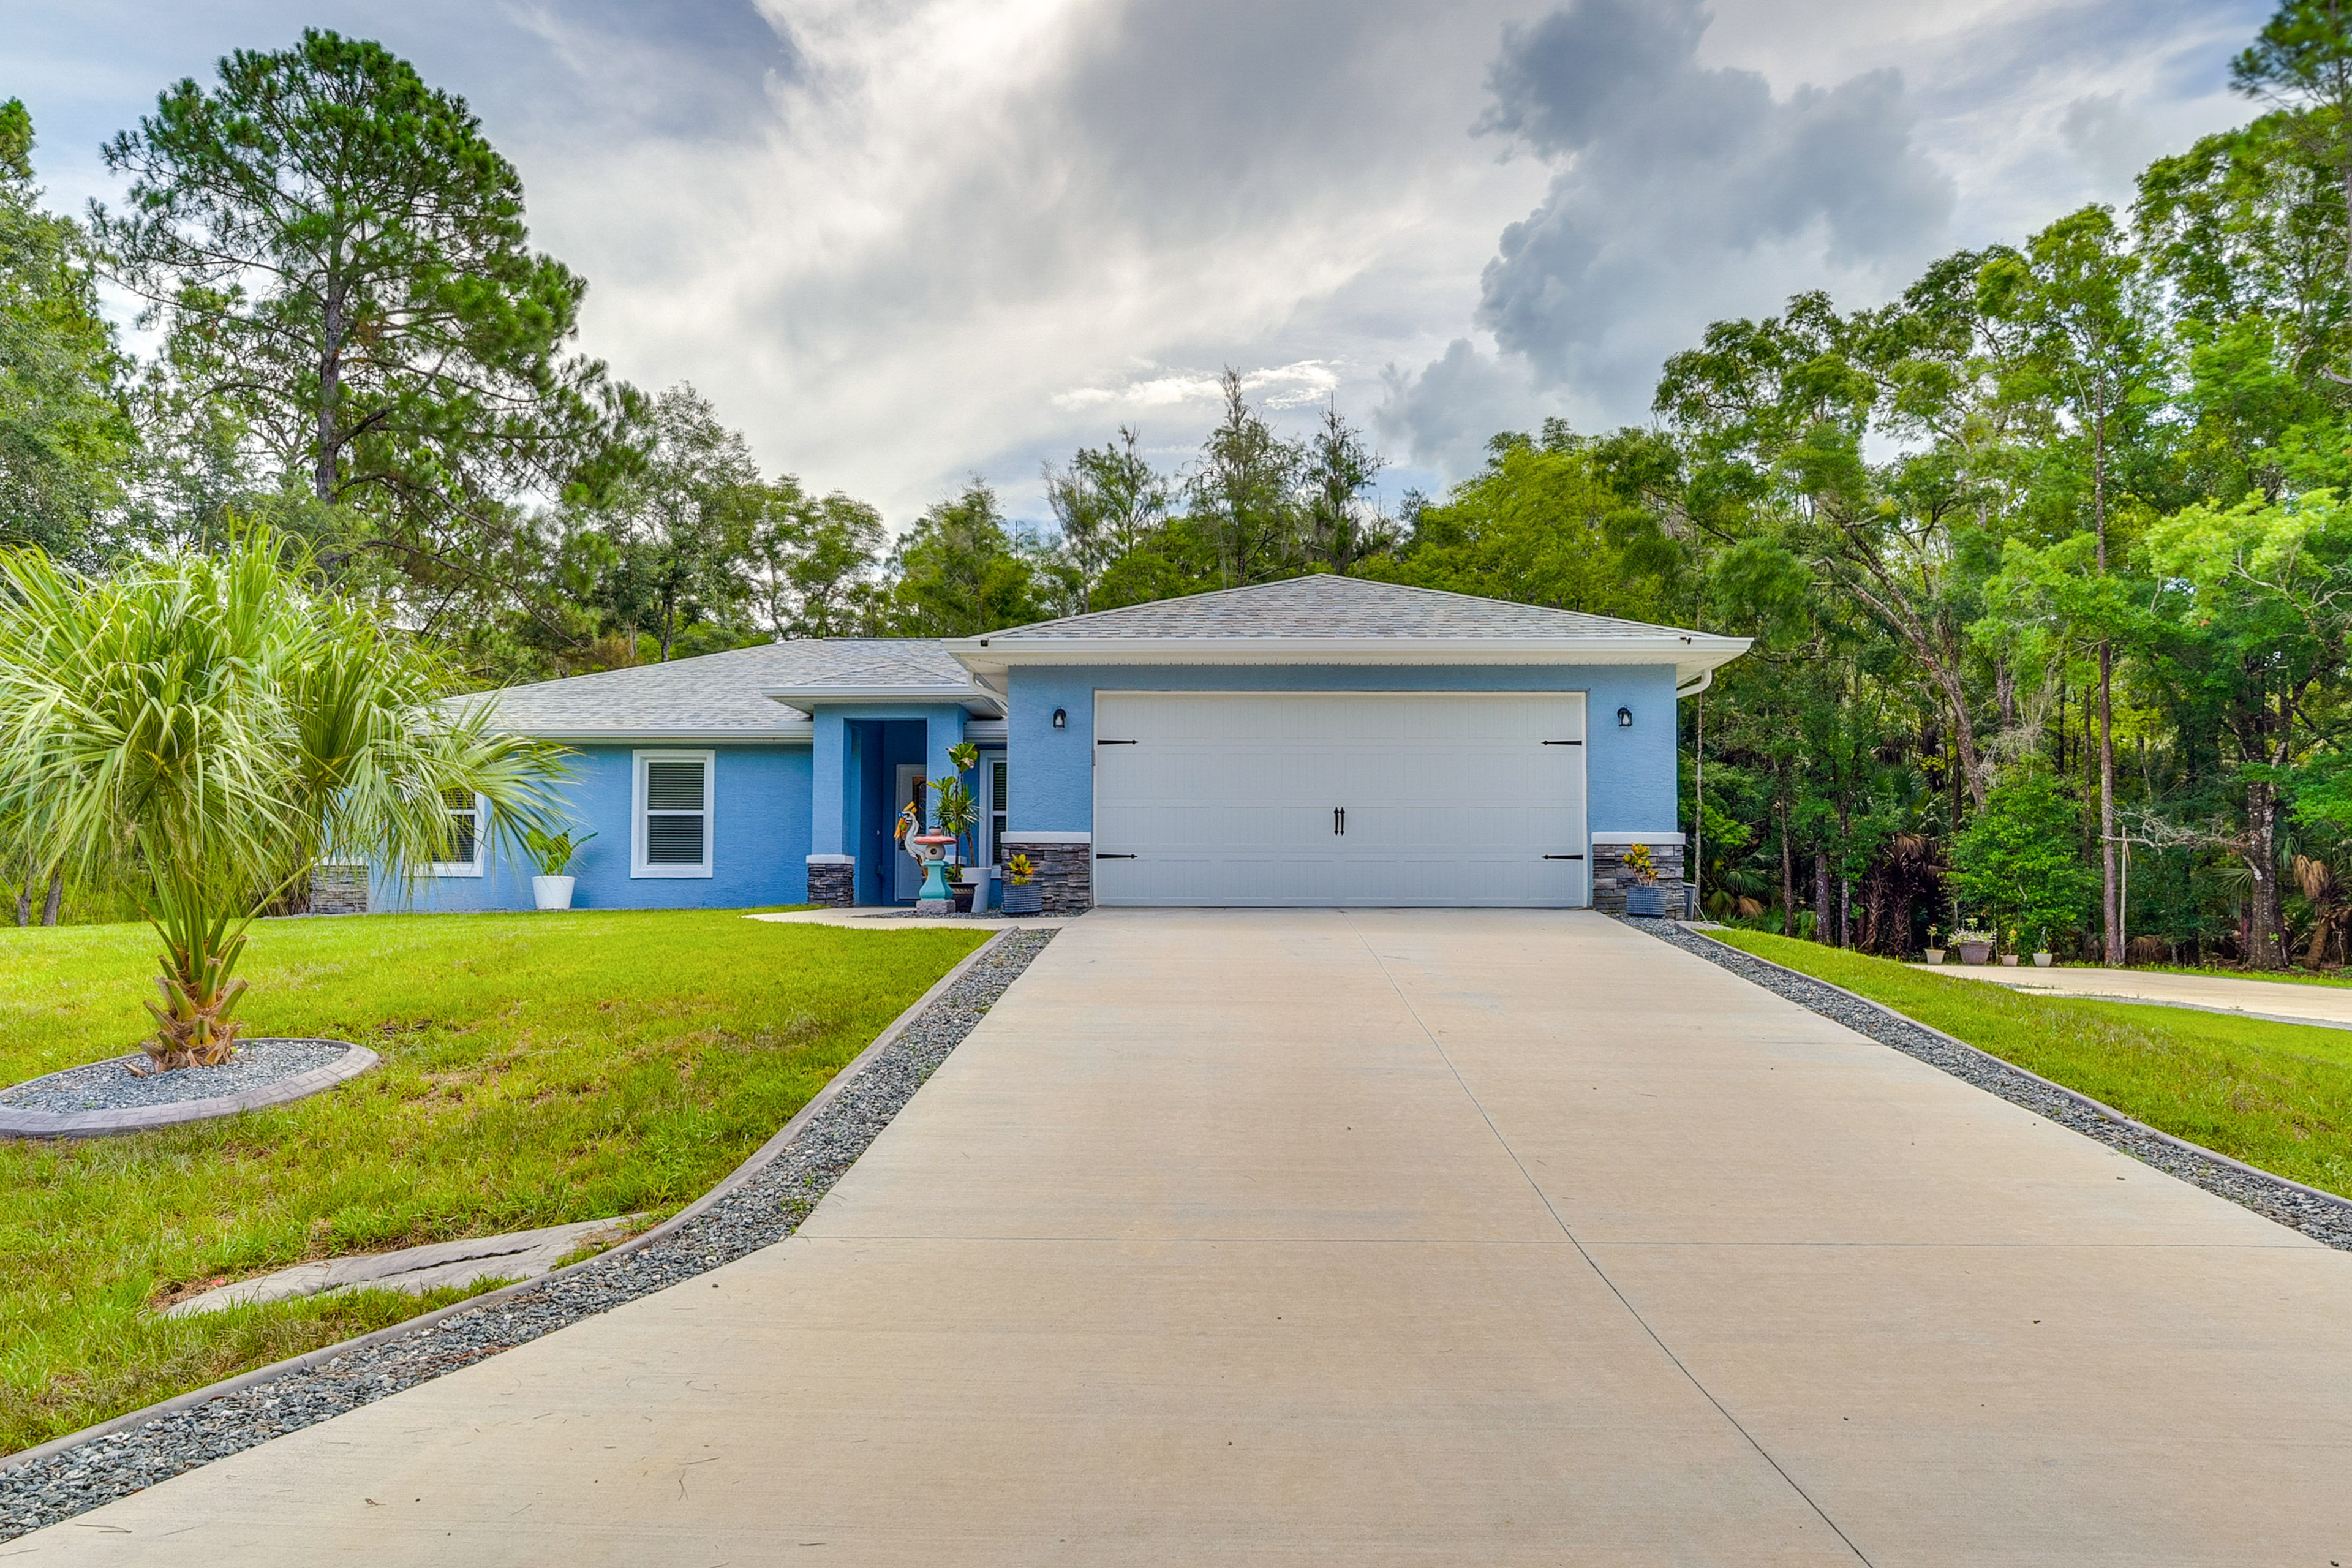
[
  {"xmin": 12, "ymin": 6, "xmax": 2352, "ymax": 966},
  {"xmin": 0, "ymin": 32, "xmax": 1400, "ymax": 679}
]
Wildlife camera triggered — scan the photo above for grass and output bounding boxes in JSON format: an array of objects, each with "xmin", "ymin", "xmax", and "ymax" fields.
[
  {"xmin": 1713, "ymin": 929, "xmax": 2352, "ymax": 1204},
  {"xmin": 0, "ymin": 909, "xmax": 986, "ymax": 1457}
]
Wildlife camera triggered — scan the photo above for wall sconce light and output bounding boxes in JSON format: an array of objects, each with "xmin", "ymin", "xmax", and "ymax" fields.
[
  {"xmin": 1052, "ymin": 708, "xmax": 1067, "ymax": 729},
  {"xmin": 1616, "ymin": 706, "xmax": 1633, "ymax": 728}
]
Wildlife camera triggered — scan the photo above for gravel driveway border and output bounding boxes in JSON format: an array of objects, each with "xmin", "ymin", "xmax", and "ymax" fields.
[
  {"xmin": 1629, "ymin": 917, "xmax": 2352, "ymax": 1252},
  {"xmin": 0, "ymin": 927, "xmax": 1051, "ymax": 1540},
  {"xmin": 0, "ymin": 1041, "xmax": 379, "ymax": 1140}
]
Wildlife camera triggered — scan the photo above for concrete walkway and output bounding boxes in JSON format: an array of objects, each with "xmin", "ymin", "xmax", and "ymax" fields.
[
  {"xmin": 1918, "ymin": 960, "xmax": 2352, "ymax": 1030},
  {"xmin": 749, "ymin": 907, "xmax": 1079, "ymax": 931},
  {"xmin": 21, "ymin": 911, "xmax": 2352, "ymax": 1564}
]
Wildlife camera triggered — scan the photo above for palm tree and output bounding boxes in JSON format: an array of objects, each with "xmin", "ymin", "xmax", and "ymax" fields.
[{"xmin": 0, "ymin": 532, "xmax": 565, "ymax": 1070}]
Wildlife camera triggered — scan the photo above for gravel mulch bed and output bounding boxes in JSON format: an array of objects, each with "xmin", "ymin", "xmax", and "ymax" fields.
[
  {"xmin": 1628, "ymin": 917, "xmax": 2352, "ymax": 1253},
  {"xmin": 0, "ymin": 1039, "xmax": 350, "ymax": 1114},
  {"xmin": 0, "ymin": 929, "xmax": 1054, "ymax": 1540}
]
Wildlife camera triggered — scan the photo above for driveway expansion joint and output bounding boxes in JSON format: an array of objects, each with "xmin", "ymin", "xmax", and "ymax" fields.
[
  {"xmin": 1340, "ymin": 912, "xmax": 1878, "ymax": 1568},
  {"xmin": 1629, "ymin": 917, "xmax": 2352, "ymax": 1253}
]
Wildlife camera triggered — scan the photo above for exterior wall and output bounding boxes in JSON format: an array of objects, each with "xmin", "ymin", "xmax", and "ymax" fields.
[
  {"xmin": 383, "ymin": 744, "xmax": 813, "ymax": 913},
  {"xmin": 810, "ymin": 704, "xmax": 968, "ymax": 907},
  {"xmin": 1005, "ymin": 662, "xmax": 1684, "ymax": 840}
]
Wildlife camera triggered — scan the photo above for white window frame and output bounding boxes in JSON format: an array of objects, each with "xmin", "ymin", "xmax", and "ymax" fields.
[
  {"xmin": 431, "ymin": 791, "xmax": 487, "ymax": 878},
  {"xmin": 984, "ymin": 753, "xmax": 1008, "ymax": 868},
  {"xmin": 633, "ymin": 750, "xmax": 715, "ymax": 879}
]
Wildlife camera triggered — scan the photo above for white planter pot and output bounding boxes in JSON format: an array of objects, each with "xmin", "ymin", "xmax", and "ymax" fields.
[
  {"xmin": 532, "ymin": 875, "xmax": 575, "ymax": 911},
  {"xmin": 2034, "ymin": 952, "xmax": 2053, "ymax": 967},
  {"xmin": 1923, "ymin": 949, "xmax": 1945, "ymax": 965}
]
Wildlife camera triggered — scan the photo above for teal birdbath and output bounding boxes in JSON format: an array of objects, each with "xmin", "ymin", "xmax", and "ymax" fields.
[{"xmin": 909, "ymin": 834, "xmax": 957, "ymax": 911}]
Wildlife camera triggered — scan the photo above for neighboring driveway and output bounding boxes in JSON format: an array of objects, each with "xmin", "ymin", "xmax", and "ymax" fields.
[
  {"xmin": 1917, "ymin": 959, "xmax": 2352, "ymax": 1030},
  {"xmin": 20, "ymin": 911, "xmax": 2352, "ymax": 1565}
]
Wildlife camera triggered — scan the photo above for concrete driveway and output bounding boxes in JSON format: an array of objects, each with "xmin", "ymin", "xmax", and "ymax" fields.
[
  {"xmin": 1918, "ymin": 959, "xmax": 2352, "ymax": 1030},
  {"xmin": 21, "ymin": 911, "xmax": 2352, "ymax": 1564}
]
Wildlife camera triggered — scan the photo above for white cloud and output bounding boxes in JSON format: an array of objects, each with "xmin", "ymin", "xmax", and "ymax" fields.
[{"xmin": 0, "ymin": 0, "xmax": 2281, "ymax": 513}]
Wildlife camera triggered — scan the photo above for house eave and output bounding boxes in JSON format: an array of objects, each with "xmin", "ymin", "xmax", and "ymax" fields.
[
  {"xmin": 944, "ymin": 635, "xmax": 1752, "ymax": 688},
  {"xmin": 759, "ymin": 685, "xmax": 1003, "ymax": 717},
  {"xmin": 504, "ymin": 726, "xmax": 816, "ymax": 745}
]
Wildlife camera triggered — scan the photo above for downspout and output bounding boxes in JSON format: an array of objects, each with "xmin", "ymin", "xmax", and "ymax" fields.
[{"xmin": 1678, "ymin": 665, "xmax": 1713, "ymax": 918}]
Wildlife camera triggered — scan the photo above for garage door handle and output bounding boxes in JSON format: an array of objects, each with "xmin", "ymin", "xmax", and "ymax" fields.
[
  {"xmin": 1542, "ymin": 739, "xmax": 1582, "ymax": 746},
  {"xmin": 1333, "ymin": 807, "xmax": 1345, "ymax": 835},
  {"xmin": 1096, "ymin": 739, "xmax": 1137, "ymax": 745},
  {"xmin": 1544, "ymin": 854, "xmax": 1585, "ymax": 861},
  {"xmin": 1095, "ymin": 853, "xmax": 1137, "ymax": 860}
]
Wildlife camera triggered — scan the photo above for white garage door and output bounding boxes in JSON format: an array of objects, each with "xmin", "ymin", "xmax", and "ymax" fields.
[{"xmin": 1092, "ymin": 692, "xmax": 1588, "ymax": 908}]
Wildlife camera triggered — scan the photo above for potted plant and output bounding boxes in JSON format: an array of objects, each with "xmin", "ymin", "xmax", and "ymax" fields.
[
  {"xmin": 1621, "ymin": 842, "xmax": 1669, "ymax": 917},
  {"xmin": 1924, "ymin": 924, "xmax": 1945, "ymax": 965},
  {"xmin": 1002, "ymin": 853, "xmax": 1042, "ymax": 916},
  {"xmin": 1953, "ymin": 924, "xmax": 1996, "ymax": 965},
  {"xmin": 2000, "ymin": 925, "xmax": 2022, "ymax": 966},
  {"xmin": 2034, "ymin": 928, "xmax": 2054, "ymax": 967},
  {"xmin": 524, "ymin": 827, "xmax": 595, "ymax": 911},
  {"xmin": 931, "ymin": 748, "xmax": 981, "ymax": 913}
]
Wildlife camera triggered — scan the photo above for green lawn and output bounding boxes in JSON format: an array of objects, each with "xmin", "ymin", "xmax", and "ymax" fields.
[
  {"xmin": 1713, "ymin": 930, "xmax": 2352, "ymax": 1204},
  {"xmin": 0, "ymin": 910, "xmax": 986, "ymax": 1456}
]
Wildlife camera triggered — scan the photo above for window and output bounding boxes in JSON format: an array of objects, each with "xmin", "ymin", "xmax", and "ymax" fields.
[
  {"xmin": 987, "ymin": 756, "xmax": 1008, "ymax": 867},
  {"xmin": 633, "ymin": 751, "xmax": 714, "ymax": 878},
  {"xmin": 432, "ymin": 789, "xmax": 484, "ymax": 878}
]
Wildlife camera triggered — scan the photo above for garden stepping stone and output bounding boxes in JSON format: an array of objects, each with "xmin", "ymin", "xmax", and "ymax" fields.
[{"xmin": 162, "ymin": 1216, "xmax": 641, "ymax": 1318}]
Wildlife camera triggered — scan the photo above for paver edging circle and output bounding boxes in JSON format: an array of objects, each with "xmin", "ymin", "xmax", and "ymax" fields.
[
  {"xmin": 0, "ymin": 1041, "xmax": 381, "ymax": 1141},
  {"xmin": 1640, "ymin": 918, "xmax": 2352, "ymax": 1228},
  {"xmin": 0, "ymin": 927, "xmax": 1016, "ymax": 1477}
]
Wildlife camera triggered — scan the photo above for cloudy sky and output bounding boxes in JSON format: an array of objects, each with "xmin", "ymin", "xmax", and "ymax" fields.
[{"xmin": 5, "ymin": 0, "xmax": 2272, "ymax": 527}]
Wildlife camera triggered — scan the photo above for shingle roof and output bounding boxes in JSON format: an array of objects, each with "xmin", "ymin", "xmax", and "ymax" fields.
[
  {"xmin": 986, "ymin": 575, "xmax": 1705, "ymax": 639},
  {"xmin": 455, "ymin": 639, "xmax": 979, "ymax": 736}
]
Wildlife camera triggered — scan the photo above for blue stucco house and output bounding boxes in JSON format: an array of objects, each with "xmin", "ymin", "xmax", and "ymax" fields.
[{"xmin": 392, "ymin": 576, "xmax": 1747, "ymax": 914}]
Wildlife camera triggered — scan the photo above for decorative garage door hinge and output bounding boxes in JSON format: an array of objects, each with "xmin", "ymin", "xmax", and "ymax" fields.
[
  {"xmin": 1095, "ymin": 852, "xmax": 1137, "ymax": 859},
  {"xmin": 1542, "ymin": 739, "xmax": 1583, "ymax": 745},
  {"xmin": 1544, "ymin": 854, "xmax": 1585, "ymax": 860},
  {"xmin": 1096, "ymin": 739, "xmax": 1137, "ymax": 745}
]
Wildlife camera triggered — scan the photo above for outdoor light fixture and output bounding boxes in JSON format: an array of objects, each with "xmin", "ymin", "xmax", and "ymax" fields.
[
  {"xmin": 1052, "ymin": 708, "xmax": 1066, "ymax": 729},
  {"xmin": 1617, "ymin": 706, "xmax": 1634, "ymax": 727}
]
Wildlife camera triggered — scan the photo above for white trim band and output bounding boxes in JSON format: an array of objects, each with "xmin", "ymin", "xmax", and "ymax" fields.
[{"xmin": 805, "ymin": 854, "xmax": 856, "ymax": 865}]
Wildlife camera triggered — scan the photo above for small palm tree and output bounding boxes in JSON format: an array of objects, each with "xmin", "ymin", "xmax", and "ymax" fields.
[{"xmin": 0, "ymin": 532, "xmax": 565, "ymax": 1071}]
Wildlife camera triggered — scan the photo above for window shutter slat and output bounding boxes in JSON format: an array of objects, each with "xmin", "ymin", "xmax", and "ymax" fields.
[
  {"xmin": 645, "ymin": 761, "xmax": 706, "ymax": 812},
  {"xmin": 646, "ymin": 815, "xmax": 704, "ymax": 864}
]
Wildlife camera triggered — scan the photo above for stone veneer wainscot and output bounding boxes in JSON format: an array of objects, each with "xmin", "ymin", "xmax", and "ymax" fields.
[
  {"xmin": 1591, "ymin": 839, "xmax": 1686, "ymax": 917},
  {"xmin": 1000, "ymin": 839, "xmax": 1090, "ymax": 914},
  {"xmin": 806, "ymin": 856, "xmax": 856, "ymax": 908}
]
